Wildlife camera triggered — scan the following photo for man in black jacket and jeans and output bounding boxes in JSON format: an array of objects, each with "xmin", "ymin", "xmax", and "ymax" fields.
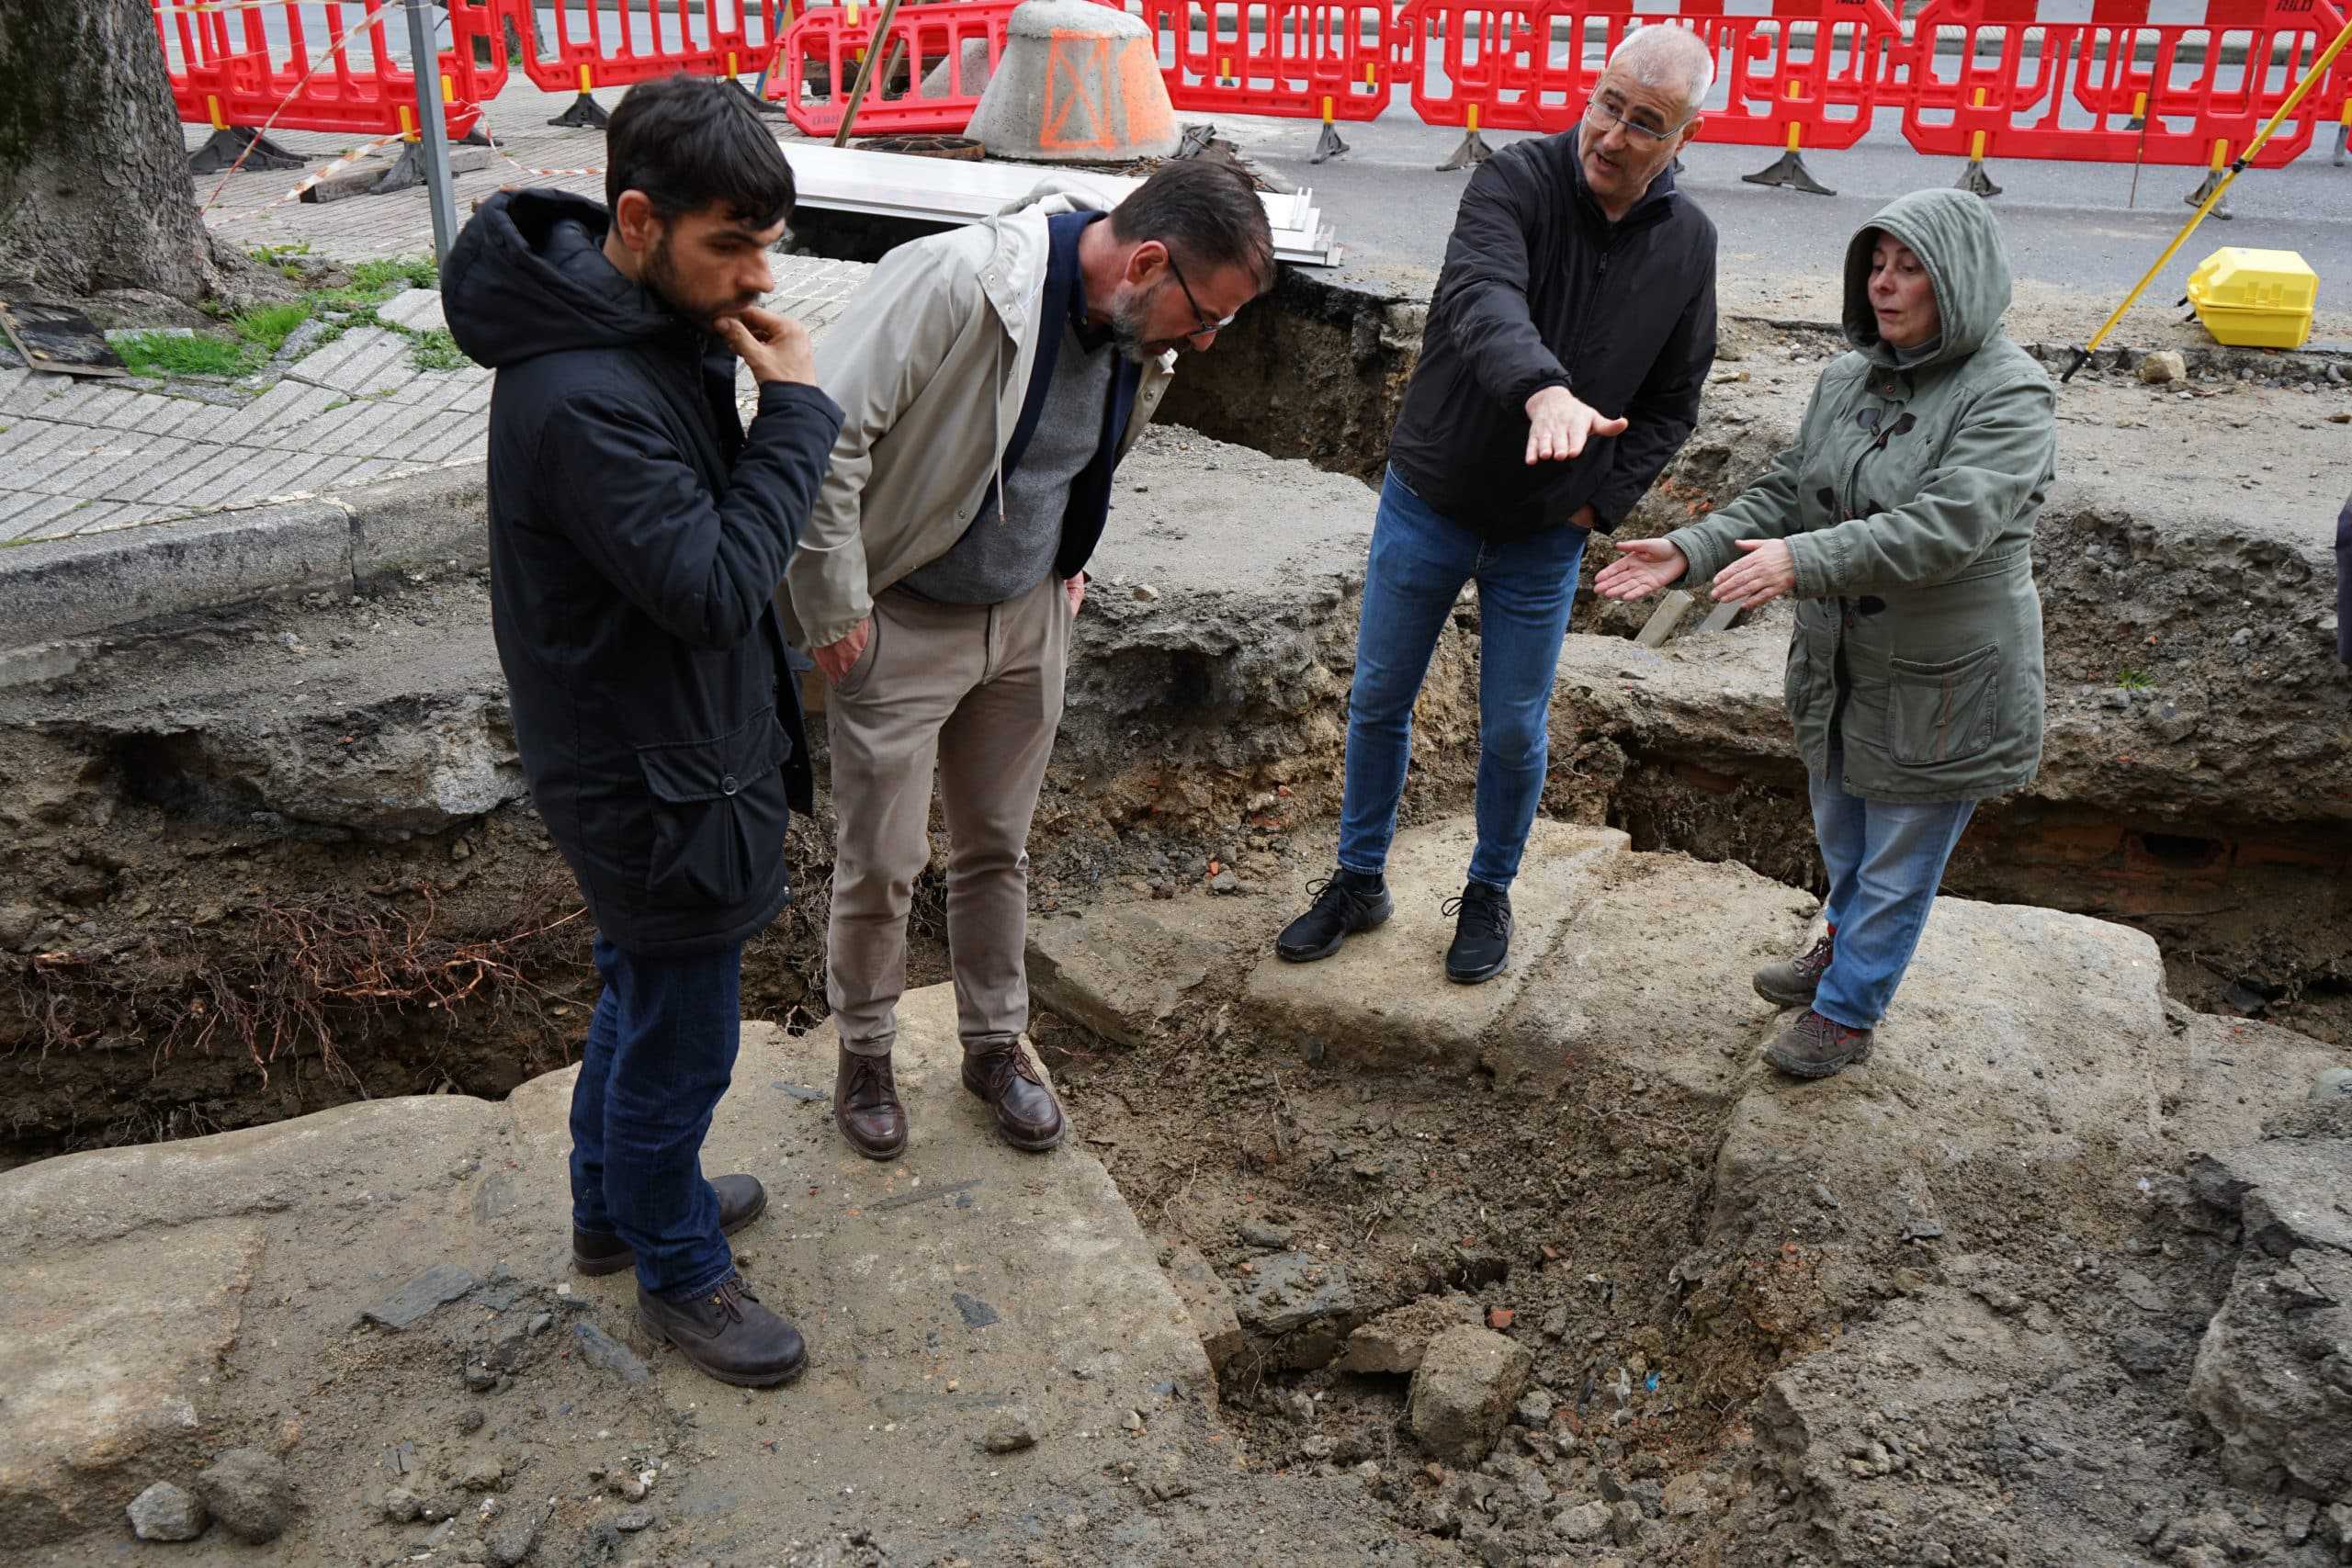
[
  {"xmin": 444, "ymin": 75, "xmax": 843, "ymax": 1388},
  {"xmin": 1277, "ymin": 26, "xmax": 1718, "ymax": 982}
]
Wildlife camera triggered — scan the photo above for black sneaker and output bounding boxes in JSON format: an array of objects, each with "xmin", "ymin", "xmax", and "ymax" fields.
[
  {"xmin": 1442, "ymin": 880, "xmax": 1512, "ymax": 985},
  {"xmin": 637, "ymin": 1273, "xmax": 808, "ymax": 1388},
  {"xmin": 1275, "ymin": 869, "xmax": 1394, "ymax": 963}
]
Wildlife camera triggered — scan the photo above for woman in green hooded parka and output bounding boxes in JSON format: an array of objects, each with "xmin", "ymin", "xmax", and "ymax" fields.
[{"xmin": 1597, "ymin": 188, "xmax": 2055, "ymax": 1080}]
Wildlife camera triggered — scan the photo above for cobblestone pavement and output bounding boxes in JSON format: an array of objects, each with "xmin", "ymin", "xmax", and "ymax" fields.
[{"xmin": 2, "ymin": 84, "xmax": 861, "ymax": 552}]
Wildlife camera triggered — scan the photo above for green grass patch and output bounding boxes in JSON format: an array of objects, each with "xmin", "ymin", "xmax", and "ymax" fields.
[
  {"xmin": 111, "ymin": 255, "xmax": 455, "ymax": 382},
  {"xmin": 349, "ymin": 256, "xmax": 440, "ymax": 295},
  {"xmin": 2117, "ymin": 668, "xmax": 2154, "ymax": 691},
  {"xmin": 115, "ymin": 333, "xmax": 254, "ymax": 379},
  {"xmin": 407, "ymin": 329, "xmax": 468, "ymax": 373},
  {"xmin": 232, "ymin": 301, "xmax": 316, "ymax": 356}
]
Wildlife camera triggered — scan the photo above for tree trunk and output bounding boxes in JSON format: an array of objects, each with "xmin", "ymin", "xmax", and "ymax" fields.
[{"xmin": 0, "ymin": 0, "xmax": 223, "ymax": 304}]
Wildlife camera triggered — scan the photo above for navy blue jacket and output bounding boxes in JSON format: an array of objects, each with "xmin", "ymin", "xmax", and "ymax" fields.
[{"xmin": 444, "ymin": 190, "xmax": 843, "ymax": 955}]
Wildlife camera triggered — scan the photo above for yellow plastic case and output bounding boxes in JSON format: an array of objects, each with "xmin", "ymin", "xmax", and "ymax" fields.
[{"xmin": 2187, "ymin": 247, "xmax": 2319, "ymax": 350}]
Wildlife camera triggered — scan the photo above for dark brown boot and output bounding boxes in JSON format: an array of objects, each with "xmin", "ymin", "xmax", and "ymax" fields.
[
  {"xmin": 961, "ymin": 1037, "xmax": 1064, "ymax": 1152},
  {"xmin": 636, "ymin": 1273, "xmax": 807, "ymax": 1388},
  {"xmin": 572, "ymin": 1173, "xmax": 769, "ymax": 1277},
  {"xmin": 834, "ymin": 1044, "xmax": 908, "ymax": 1161}
]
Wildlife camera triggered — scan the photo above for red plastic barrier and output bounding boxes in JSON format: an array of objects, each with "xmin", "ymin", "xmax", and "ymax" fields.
[
  {"xmin": 1900, "ymin": 0, "xmax": 2327, "ymax": 170},
  {"xmin": 503, "ymin": 0, "xmax": 784, "ymax": 99},
  {"xmin": 1143, "ymin": 0, "xmax": 1396, "ymax": 129},
  {"xmin": 768, "ymin": 0, "xmax": 1019, "ymax": 136},
  {"xmin": 156, "ymin": 0, "xmax": 506, "ymax": 139},
  {"xmin": 1398, "ymin": 0, "xmax": 1897, "ymax": 147}
]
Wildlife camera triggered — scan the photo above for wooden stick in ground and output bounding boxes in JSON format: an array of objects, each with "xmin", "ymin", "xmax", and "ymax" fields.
[{"xmin": 831, "ymin": 0, "xmax": 908, "ymax": 147}]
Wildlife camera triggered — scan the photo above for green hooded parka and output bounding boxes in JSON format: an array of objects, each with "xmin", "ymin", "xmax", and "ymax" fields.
[{"xmin": 1664, "ymin": 188, "xmax": 2057, "ymax": 804}]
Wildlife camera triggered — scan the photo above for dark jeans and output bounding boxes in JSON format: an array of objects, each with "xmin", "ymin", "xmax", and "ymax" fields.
[
  {"xmin": 570, "ymin": 935, "xmax": 744, "ymax": 1299},
  {"xmin": 1339, "ymin": 466, "xmax": 1589, "ymax": 889}
]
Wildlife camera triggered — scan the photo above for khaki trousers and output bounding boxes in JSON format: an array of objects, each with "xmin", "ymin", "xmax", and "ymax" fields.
[{"xmin": 824, "ymin": 573, "xmax": 1069, "ymax": 1056}]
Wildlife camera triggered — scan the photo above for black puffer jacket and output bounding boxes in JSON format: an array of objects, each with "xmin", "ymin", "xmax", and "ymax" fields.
[
  {"xmin": 444, "ymin": 190, "xmax": 843, "ymax": 956},
  {"xmin": 1386, "ymin": 127, "xmax": 1716, "ymax": 537},
  {"xmin": 2337, "ymin": 492, "xmax": 2350, "ymax": 666}
]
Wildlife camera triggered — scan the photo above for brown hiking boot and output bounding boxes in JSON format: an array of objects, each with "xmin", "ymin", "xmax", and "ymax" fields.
[
  {"xmin": 1766, "ymin": 1009, "xmax": 1875, "ymax": 1079},
  {"xmin": 636, "ymin": 1273, "xmax": 807, "ymax": 1388},
  {"xmin": 1753, "ymin": 932, "xmax": 1836, "ymax": 1009},
  {"xmin": 961, "ymin": 1037, "xmax": 1064, "ymax": 1152},
  {"xmin": 572, "ymin": 1173, "xmax": 768, "ymax": 1277},
  {"xmin": 835, "ymin": 1045, "xmax": 909, "ymax": 1161}
]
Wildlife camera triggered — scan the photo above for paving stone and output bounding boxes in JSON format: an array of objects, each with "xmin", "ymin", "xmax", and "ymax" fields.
[
  {"xmin": 2, "ymin": 495, "xmax": 88, "ymax": 544},
  {"xmin": 0, "ymin": 373, "xmax": 71, "ymax": 416},
  {"xmin": 376, "ymin": 288, "xmax": 448, "ymax": 332},
  {"xmin": 388, "ymin": 409, "xmax": 481, "ymax": 464}
]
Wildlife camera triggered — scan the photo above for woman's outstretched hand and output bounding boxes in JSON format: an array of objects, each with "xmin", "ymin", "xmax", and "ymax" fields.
[
  {"xmin": 1593, "ymin": 537, "xmax": 1690, "ymax": 602},
  {"xmin": 1708, "ymin": 538, "xmax": 1798, "ymax": 610}
]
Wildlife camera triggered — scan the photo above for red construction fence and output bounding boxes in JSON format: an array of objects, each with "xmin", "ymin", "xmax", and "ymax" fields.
[{"xmin": 153, "ymin": 0, "xmax": 2352, "ymax": 187}]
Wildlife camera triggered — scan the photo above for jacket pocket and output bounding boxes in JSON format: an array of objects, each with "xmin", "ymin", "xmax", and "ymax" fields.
[
  {"xmin": 635, "ymin": 707, "xmax": 793, "ymax": 909},
  {"xmin": 1782, "ymin": 631, "xmax": 1812, "ymax": 721},
  {"xmin": 1886, "ymin": 644, "xmax": 2000, "ymax": 768}
]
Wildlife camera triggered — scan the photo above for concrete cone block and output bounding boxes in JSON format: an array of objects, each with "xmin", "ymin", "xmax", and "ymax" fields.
[
  {"xmin": 967, "ymin": 0, "xmax": 1180, "ymax": 163},
  {"xmin": 921, "ymin": 36, "xmax": 995, "ymax": 100}
]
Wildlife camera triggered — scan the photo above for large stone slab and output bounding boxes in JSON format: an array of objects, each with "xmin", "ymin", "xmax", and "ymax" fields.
[
  {"xmin": 1241, "ymin": 818, "xmax": 1631, "ymax": 1071},
  {"xmin": 6, "ymin": 987, "xmax": 1430, "ymax": 1563},
  {"xmin": 0, "ymin": 1219, "xmax": 265, "ymax": 1541},
  {"xmin": 1027, "ymin": 897, "xmax": 1235, "ymax": 1049},
  {"xmin": 1489, "ymin": 849, "xmax": 1815, "ymax": 1100},
  {"xmin": 1707, "ymin": 897, "xmax": 2167, "ymax": 1259}
]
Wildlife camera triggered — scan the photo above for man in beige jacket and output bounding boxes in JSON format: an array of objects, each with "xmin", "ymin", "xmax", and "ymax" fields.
[{"xmin": 786, "ymin": 162, "xmax": 1272, "ymax": 1160}]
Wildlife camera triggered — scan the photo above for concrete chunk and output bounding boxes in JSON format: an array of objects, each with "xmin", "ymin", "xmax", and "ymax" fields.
[{"xmin": 1407, "ymin": 1326, "xmax": 1532, "ymax": 1465}]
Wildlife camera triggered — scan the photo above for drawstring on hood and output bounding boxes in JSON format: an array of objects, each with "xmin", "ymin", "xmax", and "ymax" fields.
[{"xmin": 1842, "ymin": 188, "xmax": 2014, "ymax": 373}]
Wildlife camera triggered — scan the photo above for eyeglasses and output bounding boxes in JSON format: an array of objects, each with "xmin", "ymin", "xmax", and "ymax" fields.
[
  {"xmin": 1163, "ymin": 250, "xmax": 1239, "ymax": 342},
  {"xmin": 1583, "ymin": 94, "xmax": 1691, "ymax": 145}
]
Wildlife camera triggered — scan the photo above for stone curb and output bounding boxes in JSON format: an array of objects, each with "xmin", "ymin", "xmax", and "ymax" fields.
[{"xmin": 0, "ymin": 463, "xmax": 490, "ymax": 668}]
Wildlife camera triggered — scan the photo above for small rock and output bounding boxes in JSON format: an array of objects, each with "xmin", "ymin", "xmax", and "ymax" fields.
[
  {"xmin": 1131, "ymin": 583, "xmax": 1160, "ymax": 603},
  {"xmin": 461, "ymin": 1456, "xmax": 506, "ymax": 1491},
  {"xmin": 1238, "ymin": 1219, "xmax": 1295, "ymax": 1250},
  {"xmin": 195, "ymin": 1448, "xmax": 296, "ymax": 1544},
  {"xmin": 2138, "ymin": 350, "xmax": 2188, "ymax": 385},
  {"xmin": 1486, "ymin": 1307, "xmax": 1516, "ymax": 1332},
  {"xmin": 609, "ymin": 1472, "xmax": 650, "ymax": 1503},
  {"xmin": 2230, "ymin": 626, "xmax": 2253, "ymax": 648},
  {"xmin": 983, "ymin": 1410, "xmax": 1040, "ymax": 1454},
  {"xmin": 616, "ymin": 1509, "xmax": 654, "ymax": 1533},
  {"xmin": 1209, "ymin": 870, "xmax": 1239, "ymax": 895},
  {"xmin": 1122, "ymin": 1410, "xmax": 1146, "ymax": 1434},
  {"xmin": 384, "ymin": 1486, "xmax": 424, "ymax": 1523},
  {"xmin": 128, "ymin": 1482, "xmax": 208, "ymax": 1542},
  {"xmin": 1513, "ymin": 1388, "xmax": 1555, "ymax": 1427},
  {"xmin": 458, "ymin": 1409, "xmax": 485, "ymax": 1435},
  {"xmin": 485, "ymin": 1504, "xmax": 543, "ymax": 1566},
  {"xmin": 2311, "ymin": 1066, "xmax": 2352, "ymax": 1103},
  {"xmin": 465, "ymin": 1363, "xmax": 500, "ymax": 1392},
  {"xmin": 1554, "ymin": 1500, "xmax": 1611, "ymax": 1543}
]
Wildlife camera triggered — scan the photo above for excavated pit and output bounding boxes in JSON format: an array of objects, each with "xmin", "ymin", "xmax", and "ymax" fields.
[{"xmin": 1, "ymin": 276, "xmax": 2349, "ymax": 1568}]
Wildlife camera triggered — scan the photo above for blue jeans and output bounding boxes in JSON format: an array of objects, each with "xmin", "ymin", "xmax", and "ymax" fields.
[
  {"xmin": 1339, "ymin": 468, "xmax": 1589, "ymax": 890},
  {"xmin": 570, "ymin": 936, "xmax": 744, "ymax": 1299},
  {"xmin": 1810, "ymin": 752, "xmax": 1976, "ymax": 1029}
]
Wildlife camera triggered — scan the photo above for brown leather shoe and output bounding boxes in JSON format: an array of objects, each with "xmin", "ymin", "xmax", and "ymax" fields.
[
  {"xmin": 834, "ymin": 1045, "xmax": 909, "ymax": 1161},
  {"xmin": 961, "ymin": 1037, "xmax": 1064, "ymax": 1152},
  {"xmin": 636, "ymin": 1273, "xmax": 807, "ymax": 1389}
]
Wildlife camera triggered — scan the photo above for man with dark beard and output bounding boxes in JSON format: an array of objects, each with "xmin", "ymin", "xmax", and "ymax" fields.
[
  {"xmin": 443, "ymin": 74, "xmax": 842, "ymax": 1388},
  {"xmin": 785, "ymin": 163, "xmax": 1270, "ymax": 1163}
]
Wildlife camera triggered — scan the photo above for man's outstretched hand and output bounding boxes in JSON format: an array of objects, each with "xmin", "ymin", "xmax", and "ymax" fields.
[
  {"xmin": 1524, "ymin": 386, "xmax": 1628, "ymax": 465},
  {"xmin": 1593, "ymin": 537, "xmax": 1690, "ymax": 602}
]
